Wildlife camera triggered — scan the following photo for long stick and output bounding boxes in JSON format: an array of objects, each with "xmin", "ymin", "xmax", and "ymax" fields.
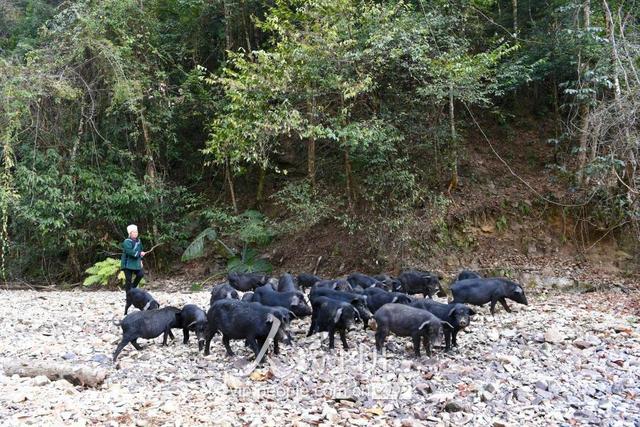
[{"xmin": 144, "ymin": 243, "xmax": 163, "ymax": 254}]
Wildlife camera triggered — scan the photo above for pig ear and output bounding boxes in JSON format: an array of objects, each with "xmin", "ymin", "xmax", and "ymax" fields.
[
  {"xmin": 442, "ymin": 321, "xmax": 454, "ymax": 330},
  {"xmin": 188, "ymin": 321, "xmax": 197, "ymax": 328},
  {"xmin": 333, "ymin": 308, "xmax": 343, "ymax": 324},
  {"xmin": 288, "ymin": 310, "xmax": 297, "ymax": 319},
  {"xmin": 418, "ymin": 320, "xmax": 431, "ymax": 330},
  {"xmin": 468, "ymin": 308, "xmax": 477, "ymax": 316},
  {"xmin": 447, "ymin": 307, "xmax": 457, "ymax": 318}
]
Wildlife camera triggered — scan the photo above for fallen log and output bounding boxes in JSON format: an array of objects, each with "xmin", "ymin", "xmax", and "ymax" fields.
[{"xmin": 2, "ymin": 360, "xmax": 108, "ymax": 388}]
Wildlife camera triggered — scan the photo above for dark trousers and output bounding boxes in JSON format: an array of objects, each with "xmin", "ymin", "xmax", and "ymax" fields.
[{"xmin": 123, "ymin": 269, "xmax": 144, "ymax": 291}]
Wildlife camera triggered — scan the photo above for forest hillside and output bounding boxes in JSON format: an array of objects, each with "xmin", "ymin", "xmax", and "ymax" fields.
[{"xmin": 1, "ymin": 0, "xmax": 638, "ymax": 285}]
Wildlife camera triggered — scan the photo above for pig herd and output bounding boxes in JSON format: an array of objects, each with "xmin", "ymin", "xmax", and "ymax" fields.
[{"xmin": 112, "ymin": 270, "xmax": 529, "ymax": 362}]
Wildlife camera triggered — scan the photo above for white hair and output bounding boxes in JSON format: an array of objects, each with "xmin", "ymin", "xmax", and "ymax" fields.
[{"xmin": 127, "ymin": 224, "xmax": 138, "ymax": 234}]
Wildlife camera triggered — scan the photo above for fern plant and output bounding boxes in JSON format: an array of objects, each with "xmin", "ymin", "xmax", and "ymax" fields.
[{"xmin": 83, "ymin": 258, "xmax": 123, "ymax": 287}]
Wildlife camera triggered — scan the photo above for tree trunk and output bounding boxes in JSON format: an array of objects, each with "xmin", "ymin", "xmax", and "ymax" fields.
[
  {"xmin": 223, "ymin": 0, "xmax": 232, "ymax": 54},
  {"xmin": 140, "ymin": 110, "xmax": 161, "ymax": 271},
  {"xmin": 602, "ymin": 0, "xmax": 635, "ymax": 195},
  {"xmin": 242, "ymin": 0, "xmax": 252, "ymax": 51},
  {"xmin": 307, "ymin": 97, "xmax": 317, "ymax": 187},
  {"xmin": 3, "ymin": 360, "xmax": 108, "ymax": 388},
  {"xmin": 308, "ymin": 138, "xmax": 316, "ymax": 188},
  {"xmin": 344, "ymin": 149, "xmax": 354, "ymax": 213},
  {"xmin": 140, "ymin": 111, "xmax": 156, "ymax": 180},
  {"xmin": 225, "ymin": 158, "xmax": 238, "ymax": 214},
  {"xmin": 576, "ymin": 1, "xmax": 591, "ymax": 182},
  {"xmin": 256, "ymin": 164, "xmax": 266, "ymax": 208},
  {"xmin": 602, "ymin": 1, "xmax": 622, "ymax": 100},
  {"xmin": 512, "ymin": 0, "xmax": 518, "ymax": 35},
  {"xmin": 447, "ymin": 85, "xmax": 458, "ymax": 193}
]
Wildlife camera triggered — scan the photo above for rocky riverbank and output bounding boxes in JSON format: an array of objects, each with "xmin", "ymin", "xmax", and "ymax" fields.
[{"xmin": 0, "ymin": 288, "xmax": 638, "ymax": 426}]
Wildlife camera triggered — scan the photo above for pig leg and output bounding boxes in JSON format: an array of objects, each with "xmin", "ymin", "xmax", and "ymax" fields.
[
  {"xmin": 273, "ymin": 337, "xmax": 280, "ymax": 355},
  {"xmin": 499, "ymin": 298, "xmax": 512, "ymax": 313},
  {"xmin": 412, "ymin": 334, "xmax": 422, "ymax": 357},
  {"xmin": 246, "ymin": 337, "xmax": 259, "ymax": 357},
  {"xmin": 490, "ymin": 298, "xmax": 498, "ymax": 316},
  {"xmin": 452, "ymin": 329, "xmax": 459, "ymax": 347},
  {"xmin": 374, "ymin": 328, "xmax": 387, "ymax": 353},
  {"xmin": 307, "ymin": 317, "xmax": 316, "ymax": 337},
  {"xmin": 183, "ymin": 328, "xmax": 190, "ymax": 344},
  {"xmin": 339, "ymin": 329, "xmax": 349, "ymax": 350},
  {"xmin": 222, "ymin": 335, "xmax": 235, "ymax": 356},
  {"xmin": 327, "ymin": 325, "xmax": 336, "ymax": 350},
  {"xmin": 113, "ymin": 337, "xmax": 132, "ymax": 362},
  {"xmin": 168, "ymin": 330, "xmax": 175, "ymax": 340},
  {"xmin": 203, "ymin": 325, "xmax": 216, "ymax": 356},
  {"xmin": 422, "ymin": 335, "xmax": 432, "ymax": 357},
  {"xmin": 131, "ymin": 339, "xmax": 142, "ymax": 350},
  {"xmin": 444, "ymin": 330, "xmax": 452, "ymax": 352}
]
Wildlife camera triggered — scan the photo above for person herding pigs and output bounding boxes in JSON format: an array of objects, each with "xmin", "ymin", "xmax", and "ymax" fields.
[{"xmin": 121, "ymin": 224, "xmax": 146, "ymax": 291}]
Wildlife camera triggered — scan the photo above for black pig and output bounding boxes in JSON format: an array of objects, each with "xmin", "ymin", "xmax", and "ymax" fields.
[
  {"xmin": 228, "ymin": 272, "xmax": 269, "ymax": 292},
  {"xmin": 179, "ymin": 304, "xmax": 207, "ymax": 351},
  {"xmin": 364, "ymin": 288, "xmax": 412, "ymax": 313},
  {"xmin": 397, "ymin": 270, "xmax": 442, "ymax": 298},
  {"xmin": 112, "ymin": 307, "xmax": 182, "ymax": 361},
  {"xmin": 374, "ymin": 274, "xmax": 402, "ymax": 292},
  {"xmin": 297, "ymin": 273, "xmax": 322, "ymax": 289},
  {"xmin": 456, "ymin": 270, "xmax": 482, "ymax": 281},
  {"xmin": 307, "ymin": 296, "xmax": 361, "ymax": 350},
  {"xmin": 313, "ymin": 279, "xmax": 353, "ymax": 292},
  {"xmin": 347, "ymin": 273, "xmax": 387, "ymax": 290},
  {"xmin": 411, "ymin": 299, "xmax": 475, "ymax": 351},
  {"xmin": 125, "ymin": 288, "xmax": 159, "ymax": 315},
  {"xmin": 451, "ymin": 278, "xmax": 528, "ymax": 315},
  {"xmin": 374, "ymin": 304, "xmax": 449, "ymax": 357},
  {"xmin": 204, "ymin": 299, "xmax": 290, "ymax": 357},
  {"xmin": 210, "ymin": 283, "xmax": 239, "ymax": 306},
  {"xmin": 309, "ymin": 287, "xmax": 373, "ymax": 329},
  {"xmin": 252, "ymin": 285, "xmax": 312, "ymax": 318},
  {"xmin": 277, "ymin": 273, "xmax": 298, "ymax": 292}
]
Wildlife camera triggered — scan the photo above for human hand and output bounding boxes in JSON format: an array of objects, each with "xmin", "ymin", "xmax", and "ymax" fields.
[{"xmin": 141, "ymin": 251, "xmax": 146, "ymax": 257}]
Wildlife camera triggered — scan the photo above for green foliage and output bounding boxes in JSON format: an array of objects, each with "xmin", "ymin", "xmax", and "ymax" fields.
[
  {"xmin": 496, "ymin": 215, "xmax": 508, "ymax": 233},
  {"xmin": 3, "ymin": 0, "xmax": 640, "ymax": 281},
  {"xmin": 181, "ymin": 228, "xmax": 219, "ymax": 262},
  {"xmin": 227, "ymin": 247, "xmax": 273, "ymax": 274},
  {"xmin": 83, "ymin": 258, "xmax": 123, "ymax": 287},
  {"xmin": 272, "ymin": 180, "xmax": 336, "ymax": 234}
]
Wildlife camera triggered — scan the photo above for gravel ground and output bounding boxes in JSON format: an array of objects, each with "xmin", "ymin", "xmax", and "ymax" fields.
[{"xmin": 0, "ymin": 288, "xmax": 639, "ymax": 426}]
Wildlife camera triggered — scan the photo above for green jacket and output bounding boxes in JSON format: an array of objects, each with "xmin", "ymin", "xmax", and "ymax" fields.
[{"xmin": 121, "ymin": 238, "xmax": 143, "ymax": 270}]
